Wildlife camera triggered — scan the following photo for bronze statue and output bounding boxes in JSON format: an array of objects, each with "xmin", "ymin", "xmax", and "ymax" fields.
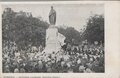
[{"xmin": 49, "ymin": 6, "xmax": 56, "ymax": 25}]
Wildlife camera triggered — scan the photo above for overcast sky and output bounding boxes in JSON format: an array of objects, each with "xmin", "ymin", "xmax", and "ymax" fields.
[{"xmin": 2, "ymin": 4, "xmax": 104, "ymax": 31}]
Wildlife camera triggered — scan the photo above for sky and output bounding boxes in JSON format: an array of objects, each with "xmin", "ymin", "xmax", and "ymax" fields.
[{"xmin": 2, "ymin": 4, "xmax": 104, "ymax": 31}]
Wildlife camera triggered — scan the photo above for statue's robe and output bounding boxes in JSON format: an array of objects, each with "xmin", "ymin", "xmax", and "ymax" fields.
[{"xmin": 49, "ymin": 9, "xmax": 56, "ymax": 25}]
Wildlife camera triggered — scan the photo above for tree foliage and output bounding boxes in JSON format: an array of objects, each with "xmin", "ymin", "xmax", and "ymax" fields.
[
  {"xmin": 81, "ymin": 14, "xmax": 104, "ymax": 44},
  {"xmin": 2, "ymin": 8, "xmax": 49, "ymax": 50},
  {"xmin": 58, "ymin": 27, "xmax": 81, "ymax": 45}
]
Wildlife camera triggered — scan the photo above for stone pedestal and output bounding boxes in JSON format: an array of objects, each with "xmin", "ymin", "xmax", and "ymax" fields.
[{"xmin": 42, "ymin": 25, "xmax": 61, "ymax": 54}]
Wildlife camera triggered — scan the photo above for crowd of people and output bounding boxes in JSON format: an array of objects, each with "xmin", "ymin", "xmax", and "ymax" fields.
[{"xmin": 2, "ymin": 40, "xmax": 104, "ymax": 73}]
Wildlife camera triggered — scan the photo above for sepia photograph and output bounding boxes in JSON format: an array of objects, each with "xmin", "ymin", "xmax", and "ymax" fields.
[{"xmin": 2, "ymin": 4, "xmax": 104, "ymax": 73}]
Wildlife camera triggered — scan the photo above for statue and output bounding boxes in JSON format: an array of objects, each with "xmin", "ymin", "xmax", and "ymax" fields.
[
  {"xmin": 49, "ymin": 6, "xmax": 56, "ymax": 25},
  {"xmin": 40, "ymin": 6, "xmax": 65, "ymax": 54}
]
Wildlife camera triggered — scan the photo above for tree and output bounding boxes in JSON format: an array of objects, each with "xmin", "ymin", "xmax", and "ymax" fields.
[
  {"xmin": 58, "ymin": 26, "xmax": 81, "ymax": 45},
  {"xmin": 2, "ymin": 8, "xmax": 49, "ymax": 50},
  {"xmin": 81, "ymin": 14, "xmax": 104, "ymax": 44}
]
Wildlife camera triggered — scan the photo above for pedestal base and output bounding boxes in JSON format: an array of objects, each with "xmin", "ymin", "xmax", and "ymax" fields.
[{"xmin": 42, "ymin": 26, "xmax": 61, "ymax": 54}]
